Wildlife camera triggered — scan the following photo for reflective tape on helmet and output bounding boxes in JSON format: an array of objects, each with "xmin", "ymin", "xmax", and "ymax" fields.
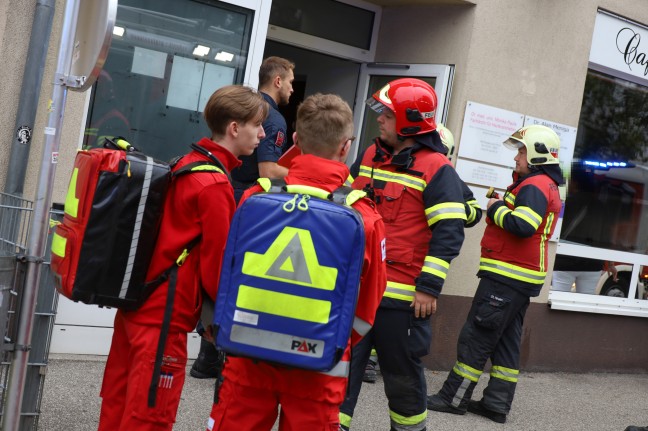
[
  {"xmin": 384, "ymin": 281, "xmax": 415, "ymax": 301},
  {"xmin": 425, "ymin": 202, "xmax": 467, "ymax": 226},
  {"xmin": 479, "ymin": 258, "xmax": 546, "ymax": 284},
  {"xmin": 357, "ymin": 166, "xmax": 426, "ymax": 192}
]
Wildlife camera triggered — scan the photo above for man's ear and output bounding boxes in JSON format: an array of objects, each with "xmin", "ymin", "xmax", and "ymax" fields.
[
  {"xmin": 273, "ymin": 74, "xmax": 282, "ymax": 89},
  {"xmin": 292, "ymin": 131, "xmax": 300, "ymax": 149},
  {"xmin": 227, "ymin": 121, "xmax": 238, "ymax": 138},
  {"xmin": 339, "ymin": 138, "xmax": 351, "ymax": 161}
]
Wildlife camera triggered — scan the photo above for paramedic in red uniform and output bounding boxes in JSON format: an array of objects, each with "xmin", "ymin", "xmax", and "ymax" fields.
[
  {"xmin": 97, "ymin": 85, "xmax": 268, "ymax": 431},
  {"xmin": 427, "ymin": 124, "xmax": 564, "ymax": 424},
  {"xmin": 340, "ymin": 78, "xmax": 467, "ymax": 431},
  {"xmin": 205, "ymin": 93, "xmax": 387, "ymax": 431}
]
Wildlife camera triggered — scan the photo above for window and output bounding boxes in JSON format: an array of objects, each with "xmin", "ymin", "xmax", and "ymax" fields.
[
  {"xmin": 549, "ymin": 12, "xmax": 648, "ymax": 316},
  {"xmin": 84, "ymin": 0, "xmax": 255, "ymax": 162}
]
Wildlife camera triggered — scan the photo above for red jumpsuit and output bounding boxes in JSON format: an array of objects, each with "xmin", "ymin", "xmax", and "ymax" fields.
[
  {"xmin": 98, "ymin": 138, "xmax": 240, "ymax": 431},
  {"xmin": 206, "ymin": 154, "xmax": 387, "ymax": 431}
]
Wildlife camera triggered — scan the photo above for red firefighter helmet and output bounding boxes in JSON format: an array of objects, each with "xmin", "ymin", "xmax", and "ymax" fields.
[{"xmin": 366, "ymin": 78, "xmax": 438, "ymax": 136}]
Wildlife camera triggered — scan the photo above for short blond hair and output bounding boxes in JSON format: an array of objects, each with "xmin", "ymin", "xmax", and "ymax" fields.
[
  {"xmin": 296, "ymin": 93, "xmax": 353, "ymax": 158},
  {"xmin": 203, "ymin": 85, "xmax": 268, "ymax": 137}
]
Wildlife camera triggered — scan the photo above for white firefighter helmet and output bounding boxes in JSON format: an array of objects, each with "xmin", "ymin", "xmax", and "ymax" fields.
[
  {"xmin": 503, "ymin": 125, "xmax": 560, "ymax": 165},
  {"xmin": 437, "ymin": 123, "xmax": 455, "ymax": 156}
]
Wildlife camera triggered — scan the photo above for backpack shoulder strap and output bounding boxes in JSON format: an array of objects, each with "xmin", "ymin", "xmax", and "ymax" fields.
[
  {"xmin": 330, "ymin": 186, "xmax": 367, "ymax": 207},
  {"xmin": 173, "ymin": 161, "xmax": 225, "ymax": 177},
  {"xmin": 257, "ymin": 178, "xmax": 286, "ymax": 194}
]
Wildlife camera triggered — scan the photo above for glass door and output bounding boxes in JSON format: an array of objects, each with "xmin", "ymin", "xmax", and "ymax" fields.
[{"xmin": 350, "ymin": 63, "xmax": 454, "ymax": 162}]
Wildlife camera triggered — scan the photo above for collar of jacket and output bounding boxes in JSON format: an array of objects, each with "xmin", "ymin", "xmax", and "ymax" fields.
[{"xmin": 374, "ymin": 130, "xmax": 445, "ymax": 165}]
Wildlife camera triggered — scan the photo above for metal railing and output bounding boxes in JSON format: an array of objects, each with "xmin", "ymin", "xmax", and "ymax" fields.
[{"xmin": 0, "ymin": 192, "xmax": 61, "ymax": 430}]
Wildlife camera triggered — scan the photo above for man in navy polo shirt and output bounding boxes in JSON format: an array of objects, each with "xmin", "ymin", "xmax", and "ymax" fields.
[{"xmin": 231, "ymin": 56, "xmax": 295, "ymax": 202}]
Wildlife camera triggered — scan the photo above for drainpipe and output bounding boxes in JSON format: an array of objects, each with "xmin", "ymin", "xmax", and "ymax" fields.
[{"xmin": 3, "ymin": 0, "xmax": 55, "ymax": 197}]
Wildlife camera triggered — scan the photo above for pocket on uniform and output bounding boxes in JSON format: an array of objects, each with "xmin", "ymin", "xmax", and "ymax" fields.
[
  {"xmin": 407, "ymin": 315, "xmax": 432, "ymax": 358},
  {"xmin": 378, "ymin": 182, "xmax": 405, "ymax": 222},
  {"xmin": 385, "ymin": 244, "xmax": 414, "ymax": 266},
  {"xmin": 473, "ymin": 293, "xmax": 510, "ymax": 330},
  {"xmin": 480, "ymin": 233, "xmax": 504, "ymax": 253},
  {"xmin": 132, "ymin": 340, "xmax": 187, "ymax": 424}
]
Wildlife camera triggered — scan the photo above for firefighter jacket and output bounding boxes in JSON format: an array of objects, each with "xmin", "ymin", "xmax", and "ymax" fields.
[
  {"xmin": 480, "ymin": 170, "xmax": 562, "ymax": 297},
  {"xmin": 462, "ymin": 180, "xmax": 482, "ymax": 228},
  {"xmin": 351, "ymin": 135, "xmax": 466, "ymax": 309},
  {"xmin": 123, "ymin": 137, "xmax": 240, "ymax": 332},
  {"xmin": 227, "ymin": 153, "xmax": 387, "ymax": 404}
]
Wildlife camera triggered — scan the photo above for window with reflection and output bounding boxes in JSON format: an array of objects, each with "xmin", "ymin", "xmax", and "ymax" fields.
[
  {"xmin": 84, "ymin": 0, "xmax": 254, "ymax": 162},
  {"xmin": 552, "ymin": 69, "xmax": 648, "ymax": 299}
]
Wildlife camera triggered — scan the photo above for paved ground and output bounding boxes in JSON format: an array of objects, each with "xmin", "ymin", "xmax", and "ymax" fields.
[{"xmin": 38, "ymin": 354, "xmax": 647, "ymax": 430}]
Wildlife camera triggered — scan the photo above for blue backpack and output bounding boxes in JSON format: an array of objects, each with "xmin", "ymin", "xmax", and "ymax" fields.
[{"xmin": 213, "ymin": 179, "xmax": 366, "ymax": 371}]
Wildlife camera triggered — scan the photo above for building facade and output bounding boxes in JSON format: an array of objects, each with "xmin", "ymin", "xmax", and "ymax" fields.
[{"xmin": 1, "ymin": 0, "xmax": 647, "ymax": 372}]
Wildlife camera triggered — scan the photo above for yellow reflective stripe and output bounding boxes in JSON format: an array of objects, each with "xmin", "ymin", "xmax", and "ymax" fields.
[
  {"xmin": 389, "ymin": 408, "xmax": 427, "ymax": 426},
  {"xmin": 64, "ymin": 168, "xmax": 80, "ymax": 218},
  {"xmin": 345, "ymin": 189, "xmax": 366, "ymax": 206},
  {"xmin": 384, "ymin": 281, "xmax": 415, "ymax": 300},
  {"xmin": 467, "ymin": 199, "xmax": 480, "ymax": 209},
  {"xmin": 511, "ymin": 206, "xmax": 542, "ymax": 230},
  {"xmin": 51, "ymin": 232, "xmax": 66, "ymax": 258},
  {"xmin": 491, "ymin": 365, "xmax": 519, "ymax": 382},
  {"xmin": 85, "ymin": 128, "xmax": 98, "ymax": 136},
  {"xmin": 358, "ymin": 165, "xmax": 426, "ymax": 191},
  {"xmin": 493, "ymin": 206, "xmax": 510, "ymax": 227},
  {"xmin": 466, "ymin": 199, "xmax": 479, "ymax": 224},
  {"xmin": 425, "ymin": 202, "xmax": 467, "ymax": 226},
  {"xmin": 344, "ymin": 174, "xmax": 354, "ymax": 187},
  {"xmin": 540, "ymin": 212, "xmax": 554, "ymax": 271},
  {"xmin": 236, "ymin": 284, "xmax": 331, "ymax": 324},
  {"xmin": 452, "ymin": 361, "xmax": 483, "ymax": 382},
  {"xmin": 504, "ymin": 191, "xmax": 515, "ymax": 206},
  {"xmin": 285, "ymin": 184, "xmax": 330, "ymax": 200},
  {"xmin": 421, "ymin": 256, "xmax": 449, "ymax": 279},
  {"xmin": 257, "ymin": 177, "xmax": 272, "ymax": 192},
  {"xmin": 190, "ymin": 165, "xmax": 223, "ymax": 173},
  {"xmin": 339, "ymin": 412, "xmax": 352, "ymax": 428},
  {"xmin": 242, "ymin": 227, "xmax": 337, "ymax": 290},
  {"xmin": 479, "ymin": 258, "xmax": 546, "ymax": 284}
]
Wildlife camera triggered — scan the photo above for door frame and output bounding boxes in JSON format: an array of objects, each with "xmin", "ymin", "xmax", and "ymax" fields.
[{"xmin": 350, "ymin": 63, "xmax": 455, "ymax": 163}]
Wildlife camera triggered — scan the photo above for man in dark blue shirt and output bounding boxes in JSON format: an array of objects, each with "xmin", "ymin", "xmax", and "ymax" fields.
[{"xmin": 231, "ymin": 56, "xmax": 295, "ymax": 202}]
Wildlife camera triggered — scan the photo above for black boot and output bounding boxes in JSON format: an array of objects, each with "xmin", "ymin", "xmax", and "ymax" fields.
[
  {"xmin": 190, "ymin": 338, "xmax": 222, "ymax": 379},
  {"xmin": 467, "ymin": 400, "xmax": 507, "ymax": 424}
]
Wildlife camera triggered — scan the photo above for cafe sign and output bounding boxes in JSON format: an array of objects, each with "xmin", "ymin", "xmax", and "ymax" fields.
[{"xmin": 590, "ymin": 11, "xmax": 648, "ymax": 80}]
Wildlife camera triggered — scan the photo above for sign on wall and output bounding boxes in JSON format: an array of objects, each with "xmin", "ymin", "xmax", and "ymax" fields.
[
  {"xmin": 456, "ymin": 101, "xmax": 524, "ymax": 168},
  {"xmin": 590, "ymin": 11, "xmax": 648, "ymax": 81}
]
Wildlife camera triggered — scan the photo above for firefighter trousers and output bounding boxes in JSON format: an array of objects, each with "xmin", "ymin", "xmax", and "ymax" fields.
[
  {"xmin": 340, "ymin": 307, "xmax": 431, "ymax": 431},
  {"xmin": 436, "ymin": 277, "xmax": 530, "ymax": 415}
]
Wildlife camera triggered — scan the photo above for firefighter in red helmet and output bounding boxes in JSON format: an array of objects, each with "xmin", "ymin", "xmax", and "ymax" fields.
[
  {"xmin": 427, "ymin": 124, "xmax": 564, "ymax": 423},
  {"xmin": 341, "ymin": 78, "xmax": 467, "ymax": 431}
]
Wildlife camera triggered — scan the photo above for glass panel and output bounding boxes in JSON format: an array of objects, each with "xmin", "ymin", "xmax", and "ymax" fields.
[
  {"xmin": 553, "ymin": 68, "xmax": 648, "ymax": 301},
  {"xmin": 560, "ymin": 69, "xmax": 648, "ymax": 254},
  {"xmin": 269, "ymin": 0, "xmax": 374, "ymax": 50},
  {"xmin": 84, "ymin": 0, "xmax": 254, "ymax": 162},
  {"xmin": 357, "ymin": 75, "xmax": 437, "ymax": 155}
]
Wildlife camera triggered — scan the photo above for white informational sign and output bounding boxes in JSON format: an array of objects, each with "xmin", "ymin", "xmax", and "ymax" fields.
[
  {"xmin": 455, "ymin": 159, "xmax": 512, "ymax": 192},
  {"xmin": 132, "ymin": 47, "xmax": 167, "ymax": 79},
  {"xmin": 590, "ymin": 11, "xmax": 648, "ymax": 82},
  {"xmin": 167, "ymin": 56, "xmax": 204, "ymax": 111},
  {"xmin": 198, "ymin": 63, "xmax": 236, "ymax": 111},
  {"xmin": 457, "ymin": 101, "xmax": 525, "ymax": 168}
]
